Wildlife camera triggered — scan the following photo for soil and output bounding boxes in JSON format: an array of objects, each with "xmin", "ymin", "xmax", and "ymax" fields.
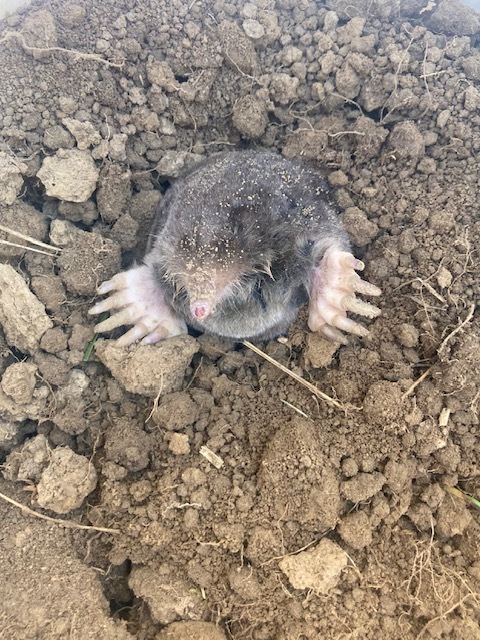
[{"xmin": 0, "ymin": 1, "xmax": 479, "ymax": 639}]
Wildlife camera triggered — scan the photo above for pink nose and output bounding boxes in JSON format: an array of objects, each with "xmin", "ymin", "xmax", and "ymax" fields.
[{"xmin": 191, "ymin": 302, "xmax": 210, "ymax": 321}]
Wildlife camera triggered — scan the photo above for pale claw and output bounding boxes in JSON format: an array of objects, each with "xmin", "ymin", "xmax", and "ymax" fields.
[
  {"xmin": 347, "ymin": 277, "xmax": 382, "ymax": 297},
  {"xmin": 89, "ymin": 265, "xmax": 187, "ymax": 346},
  {"xmin": 308, "ymin": 247, "xmax": 381, "ymax": 342},
  {"xmin": 321, "ymin": 325, "xmax": 349, "ymax": 344},
  {"xmin": 333, "ymin": 314, "xmax": 369, "ymax": 337},
  {"xmin": 342, "ymin": 296, "xmax": 381, "ymax": 318}
]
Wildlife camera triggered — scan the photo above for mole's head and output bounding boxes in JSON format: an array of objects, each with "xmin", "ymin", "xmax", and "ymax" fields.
[{"xmin": 158, "ymin": 218, "xmax": 274, "ymax": 323}]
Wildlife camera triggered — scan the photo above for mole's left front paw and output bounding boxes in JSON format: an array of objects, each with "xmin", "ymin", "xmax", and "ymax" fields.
[{"xmin": 308, "ymin": 247, "xmax": 381, "ymax": 343}]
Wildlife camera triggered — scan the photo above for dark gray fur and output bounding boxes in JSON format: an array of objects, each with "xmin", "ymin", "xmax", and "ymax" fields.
[{"xmin": 144, "ymin": 150, "xmax": 350, "ymax": 340}]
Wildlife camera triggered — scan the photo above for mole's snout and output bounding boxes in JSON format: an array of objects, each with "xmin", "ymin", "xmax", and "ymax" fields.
[{"xmin": 191, "ymin": 301, "xmax": 211, "ymax": 321}]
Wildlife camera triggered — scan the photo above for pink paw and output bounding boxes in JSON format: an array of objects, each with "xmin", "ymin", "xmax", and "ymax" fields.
[
  {"xmin": 308, "ymin": 247, "xmax": 381, "ymax": 343},
  {"xmin": 88, "ymin": 265, "xmax": 187, "ymax": 347}
]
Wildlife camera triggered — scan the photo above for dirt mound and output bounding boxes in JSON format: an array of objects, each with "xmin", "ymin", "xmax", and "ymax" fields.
[{"xmin": 0, "ymin": 0, "xmax": 479, "ymax": 638}]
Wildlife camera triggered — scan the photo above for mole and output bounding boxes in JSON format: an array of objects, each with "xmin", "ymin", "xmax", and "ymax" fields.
[{"xmin": 89, "ymin": 150, "xmax": 381, "ymax": 346}]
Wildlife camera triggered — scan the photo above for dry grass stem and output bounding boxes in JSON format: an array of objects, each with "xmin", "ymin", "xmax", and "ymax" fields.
[
  {"xmin": 199, "ymin": 446, "xmax": 224, "ymax": 469},
  {"xmin": 438, "ymin": 407, "xmax": 451, "ymax": 427},
  {"xmin": 417, "ymin": 278, "xmax": 446, "ymax": 304},
  {"xmin": 280, "ymin": 399, "xmax": 310, "ymax": 418},
  {"xmin": 0, "ymin": 490, "xmax": 119, "ymax": 534},
  {"xmin": 402, "ymin": 367, "xmax": 433, "ymax": 399},
  {"xmin": 145, "ymin": 374, "xmax": 164, "ymax": 423},
  {"xmin": 243, "ymin": 341, "xmax": 343, "ymax": 408},
  {"xmin": 261, "ymin": 538, "xmax": 319, "ymax": 566},
  {"xmin": 0, "ymin": 223, "xmax": 63, "ymax": 252},
  {"xmin": 0, "ymin": 239, "xmax": 59, "ymax": 257}
]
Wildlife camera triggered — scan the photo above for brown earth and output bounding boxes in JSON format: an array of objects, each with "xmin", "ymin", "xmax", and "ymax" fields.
[{"xmin": 0, "ymin": 1, "xmax": 479, "ymax": 639}]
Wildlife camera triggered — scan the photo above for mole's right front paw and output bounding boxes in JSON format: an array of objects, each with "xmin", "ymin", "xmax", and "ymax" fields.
[
  {"xmin": 88, "ymin": 265, "xmax": 187, "ymax": 347},
  {"xmin": 307, "ymin": 248, "xmax": 381, "ymax": 343}
]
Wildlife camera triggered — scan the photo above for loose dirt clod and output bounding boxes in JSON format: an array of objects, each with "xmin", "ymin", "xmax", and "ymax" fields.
[
  {"xmin": 0, "ymin": 151, "xmax": 27, "ymax": 204},
  {"xmin": 94, "ymin": 336, "xmax": 199, "ymax": 397},
  {"xmin": 36, "ymin": 447, "xmax": 98, "ymax": 514},
  {"xmin": 279, "ymin": 538, "xmax": 348, "ymax": 592},
  {"xmin": 129, "ymin": 566, "xmax": 206, "ymax": 625},
  {"xmin": 0, "ymin": 264, "xmax": 53, "ymax": 354},
  {"xmin": 37, "ymin": 149, "xmax": 99, "ymax": 202}
]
